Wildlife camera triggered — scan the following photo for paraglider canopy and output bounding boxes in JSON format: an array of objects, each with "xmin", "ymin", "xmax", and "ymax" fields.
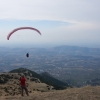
[
  {"xmin": 7, "ymin": 27, "xmax": 41, "ymax": 57},
  {"xmin": 7, "ymin": 27, "xmax": 41, "ymax": 40}
]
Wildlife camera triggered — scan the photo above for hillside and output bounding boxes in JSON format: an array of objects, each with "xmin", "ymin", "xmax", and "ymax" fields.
[
  {"xmin": 0, "ymin": 68, "xmax": 71, "ymax": 98},
  {"xmin": 0, "ymin": 72, "xmax": 51, "ymax": 97},
  {"xmin": 9, "ymin": 68, "xmax": 70, "ymax": 89},
  {"xmin": 40, "ymin": 72, "xmax": 70, "ymax": 89},
  {"xmin": 0, "ymin": 67, "xmax": 100, "ymax": 99},
  {"xmin": 1, "ymin": 86, "xmax": 100, "ymax": 100}
]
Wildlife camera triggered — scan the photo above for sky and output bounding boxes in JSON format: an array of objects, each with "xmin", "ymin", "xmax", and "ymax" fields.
[{"xmin": 0, "ymin": 0, "xmax": 100, "ymax": 48}]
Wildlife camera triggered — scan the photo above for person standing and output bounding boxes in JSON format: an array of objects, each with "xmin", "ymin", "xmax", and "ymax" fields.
[{"xmin": 19, "ymin": 75, "xmax": 29, "ymax": 96}]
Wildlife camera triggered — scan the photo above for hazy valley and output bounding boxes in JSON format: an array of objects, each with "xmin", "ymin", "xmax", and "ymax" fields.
[{"xmin": 0, "ymin": 45, "xmax": 100, "ymax": 87}]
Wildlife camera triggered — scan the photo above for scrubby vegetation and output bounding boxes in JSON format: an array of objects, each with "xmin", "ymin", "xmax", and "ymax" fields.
[{"xmin": 10, "ymin": 68, "xmax": 71, "ymax": 89}]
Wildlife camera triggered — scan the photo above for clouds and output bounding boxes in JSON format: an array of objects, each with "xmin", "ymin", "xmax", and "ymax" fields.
[
  {"xmin": 0, "ymin": 0, "xmax": 100, "ymax": 47},
  {"xmin": 0, "ymin": 0, "xmax": 99, "ymax": 22},
  {"xmin": 0, "ymin": 0, "xmax": 100, "ymax": 29}
]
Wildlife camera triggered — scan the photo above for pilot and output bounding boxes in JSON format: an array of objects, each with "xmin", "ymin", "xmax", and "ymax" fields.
[{"xmin": 26, "ymin": 53, "xmax": 29, "ymax": 57}]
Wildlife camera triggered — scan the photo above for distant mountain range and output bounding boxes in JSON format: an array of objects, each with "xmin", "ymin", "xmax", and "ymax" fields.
[
  {"xmin": 0, "ymin": 45, "xmax": 100, "ymax": 56},
  {"xmin": 49, "ymin": 45, "xmax": 100, "ymax": 56}
]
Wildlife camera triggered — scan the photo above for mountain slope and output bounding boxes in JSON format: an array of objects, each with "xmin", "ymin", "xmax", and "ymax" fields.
[
  {"xmin": 9, "ymin": 68, "xmax": 70, "ymax": 89},
  {"xmin": 40, "ymin": 72, "xmax": 70, "ymax": 89},
  {"xmin": 1, "ymin": 86, "xmax": 100, "ymax": 100}
]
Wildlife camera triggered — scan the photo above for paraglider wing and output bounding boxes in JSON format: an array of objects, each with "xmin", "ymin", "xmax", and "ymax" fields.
[{"xmin": 7, "ymin": 27, "xmax": 41, "ymax": 40}]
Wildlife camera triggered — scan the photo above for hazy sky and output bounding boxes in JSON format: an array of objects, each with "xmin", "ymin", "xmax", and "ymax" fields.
[{"xmin": 0, "ymin": 0, "xmax": 100, "ymax": 48}]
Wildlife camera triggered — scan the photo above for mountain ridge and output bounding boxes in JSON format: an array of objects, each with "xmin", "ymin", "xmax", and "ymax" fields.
[{"xmin": 9, "ymin": 68, "xmax": 70, "ymax": 89}]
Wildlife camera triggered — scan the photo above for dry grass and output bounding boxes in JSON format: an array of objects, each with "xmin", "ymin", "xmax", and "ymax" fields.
[
  {"xmin": 0, "ymin": 73, "xmax": 52, "ymax": 99},
  {"xmin": 1, "ymin": 73, "xmax": 100, "ymax": 100},
  {"xmin": 1, "ymin": 85, "xmax": 100, "ymax": 100}
]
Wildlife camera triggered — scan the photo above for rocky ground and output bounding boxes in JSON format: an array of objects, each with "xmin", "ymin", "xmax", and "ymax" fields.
[
  {"xmin": 0, "ymin": 73, "xmax": 53, "ymax": 98},
  {"xmin": 1, "ymin": 72, "xmax": 100, "ymax": 100},
  {"xmin": 1, "ymin": 86, "xmax": 100, "ymax": 100}
]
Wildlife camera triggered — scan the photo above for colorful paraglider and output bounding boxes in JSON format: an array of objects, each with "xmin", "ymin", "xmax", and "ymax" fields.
[
  {"xmin": 7, "ymin": 27, "xmax": 41, "ymax": 40},
  {"xmin": 7, "ymin": 27, "xmax": 41, "ymax": 57}
]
